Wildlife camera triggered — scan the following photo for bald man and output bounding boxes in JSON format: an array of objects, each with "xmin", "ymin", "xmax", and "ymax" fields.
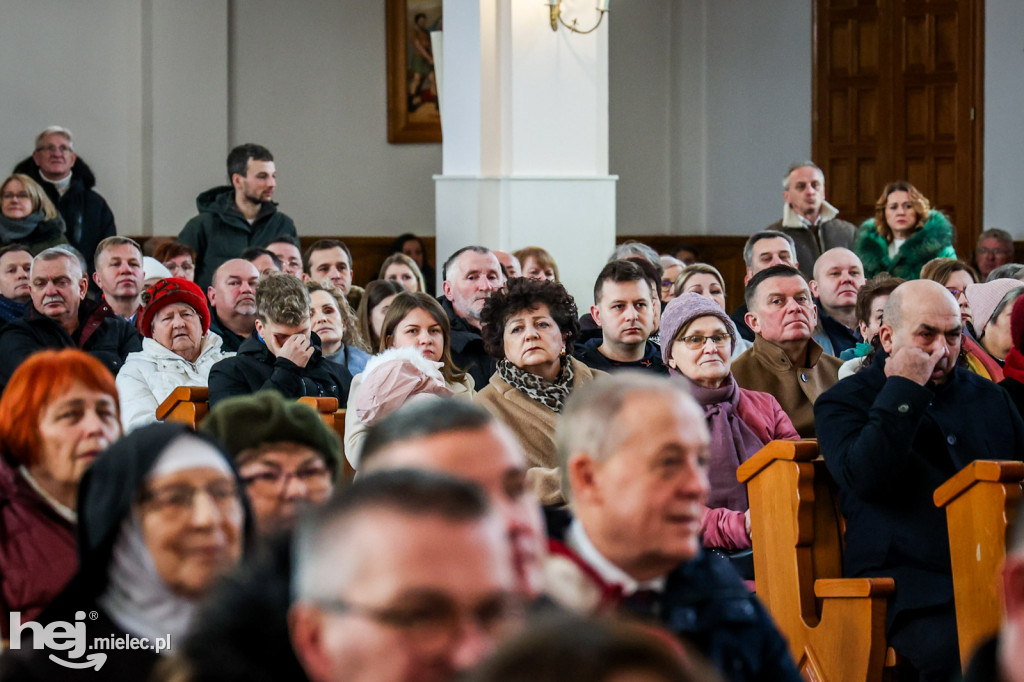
[
  {"xmin": 815, "ymin": 279, "xmax": 1024, "ymax": 681},
  {"xmin": 207, "ymin": 258, "xmax": 260, "ymax": 352},
  {"xmin": 810, "ymin": 247, "xmax": 866, "ymax": 356}
]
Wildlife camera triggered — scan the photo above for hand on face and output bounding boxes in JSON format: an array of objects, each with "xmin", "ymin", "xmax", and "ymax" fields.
[
  {"xmin": 276, "ymin": 333, "xmax": 314, "ymax": 368},
  {"xmin": 883, "ymin": 344, "xmax": 950, "ymax": 386}
]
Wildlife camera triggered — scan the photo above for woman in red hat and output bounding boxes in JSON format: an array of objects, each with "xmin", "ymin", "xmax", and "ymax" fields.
[{"xmin": 115, "ymin": 277, "xmax": 232, "ymax": 431}]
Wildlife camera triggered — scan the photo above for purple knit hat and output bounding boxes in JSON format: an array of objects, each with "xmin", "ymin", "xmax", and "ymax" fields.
[{"xmin": 660, "ymin": 293, "xmax": 737, "ymax": 368}]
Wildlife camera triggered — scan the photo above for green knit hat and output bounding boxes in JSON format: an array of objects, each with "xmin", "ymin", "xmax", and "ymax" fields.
[{"xmin": 200, "ymin": 390, "xmax": 341, "ymax": 473}]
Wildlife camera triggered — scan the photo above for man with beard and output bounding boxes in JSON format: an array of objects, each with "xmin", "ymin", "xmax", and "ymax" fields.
[
  {"xmin": 0, "ymin": 246, "xmax": 140, "ymax": 387},
  {"xmin": 179, "ymin": 144, "xmax": 297, "ymax": 289},
  {"xmin": 439, "ymin": 246, "xmax": 506, "ymax": 387},
  {"xmin": 208, "ymin": 259, "xmax": 261, "ymax": 352},
  {"xmin": 815, "ymin": 279, "xmax": 1024, "ymax": 681}
]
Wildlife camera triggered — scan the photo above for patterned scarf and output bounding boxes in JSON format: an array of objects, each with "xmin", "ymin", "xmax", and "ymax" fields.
[{"xmin": 498, "ymin": 357, "xmax": 574, "ymax": 413}]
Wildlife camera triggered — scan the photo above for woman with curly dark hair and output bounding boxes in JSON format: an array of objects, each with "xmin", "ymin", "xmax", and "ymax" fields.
[{"xmin": 476, "ymin": 277, "xmax": 604, "ymax": 505}]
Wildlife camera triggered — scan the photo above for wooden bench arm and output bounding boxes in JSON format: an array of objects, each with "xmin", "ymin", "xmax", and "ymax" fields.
[
  {"xmin": 737, "ymin": 439, "xmax": 819, "ymax": 483},
  {"xmin": 814, "ymin": 578, "xmax": 895, "ymax": 599},
  {"xmin": 155, "ymin": 386, "xmax": 210, "ymax": 420},
  {"xmin": 297, "ymin": 396, "xmax": 340, "ymax": 413},
  {"xmin": 933, "ymin": 460, "xmax": 1024, "ymax": 508}
]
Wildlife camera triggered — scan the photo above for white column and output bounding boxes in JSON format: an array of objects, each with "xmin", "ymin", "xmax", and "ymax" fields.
[{"xmin": 435, "ymin": 0, "xmax": 616, "ymax": 307}]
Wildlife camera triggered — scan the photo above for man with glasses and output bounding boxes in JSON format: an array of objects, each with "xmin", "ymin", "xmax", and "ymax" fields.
[
  {"xmin": 732, "ymin": 264, "xmax": 841, "ymax": 437},
  {"xmin": 975, "ymin": 228, "xmax": 1015, "ymax": 280},
  {"xmin": 289, "ymin": 469, "xmax": 523, "ymax": 682},
  {"xmin": 13, "ymin": 126, "xmax": 116, "ymax": 272},
  {"xmin": 201, "ymin": 389, "xmax": 341, "ymax": 533}
]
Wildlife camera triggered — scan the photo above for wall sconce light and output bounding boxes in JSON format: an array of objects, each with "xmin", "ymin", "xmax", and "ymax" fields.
[{"xmin": 548, "ymin": 0, "xmax": 609, "ymax": 35}]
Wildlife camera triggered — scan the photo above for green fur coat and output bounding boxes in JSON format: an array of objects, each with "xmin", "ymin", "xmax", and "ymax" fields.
[{"xmin": 854, "ymin": 210, "xmax": 957, "ymax": 279}]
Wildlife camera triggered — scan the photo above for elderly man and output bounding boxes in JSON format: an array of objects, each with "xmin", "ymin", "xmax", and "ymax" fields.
[
  {"xmin": 0, "ymin": 246, "xmax": 141, "ymax": 387},
  {"xmin": 289, "ymin": 470, "xmax": 521, "ymax": 682},
  {"xmin": 733, "ymin": 264, "xmax": 841, "ymax": 437},
  {"xmin": 553, "ymin": 373, "xmax": 801, "ymax": 682},
  {"xmin": 730, "ymin": 230, "xmax": 800, "ymax": 342},
  {"xmin": 207, "ymin": 273, "xmax": 351, "ymax": 406},
  {"xmin": 207, "ymin": 258, "xmax": 260, "ymax": 352},
  {"xmin": 13, "ymin": 126, "xmax": 116, "ymax": 272},
  {"xmin": 440, "ymin": 246, "xmax": 506, "ymax": 387},
  {"xmin": 976, "ymin": 228, "xmax": 1015, "ymax": 280},
  {"xmin": 810, "ymin": 247, "xmax": 867, "ymax": 356},
  {"xmin": 493, "ymin": 250, "xmax": 522, "ymax": 279},
  {"xmin": 764, "ymin": 161, "xmax": 857, "ymax": 281},
  {"xmin": 92, "ymin": 236, "xmax": 145, "ymax": 321},
  {"xmin": 574, "ymin": 260, "xmax": 665, "ymax": 374},
  {"xmin": 179, "ymin": 143, "xmax": 297, "ymax": 289},
  {"xmin": 815, "ymin": 279, "xmax": 1024, "ymax": 682},
  {"xmin": 0, "ymin": 244, "xmax": 33, "ymax": 324},
  {"xmin": 361, "ymin": 399, "xmax": 547, "ymax": 599}
]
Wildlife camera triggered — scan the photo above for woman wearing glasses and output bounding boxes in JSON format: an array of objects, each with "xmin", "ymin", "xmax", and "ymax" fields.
[
  {"xmin": 661, "ymin": 294, "xmax": 798, "ymax": 555},
  {"xmin": 0, "ymin": 173, "xmax": 68, "ymax": 254}
]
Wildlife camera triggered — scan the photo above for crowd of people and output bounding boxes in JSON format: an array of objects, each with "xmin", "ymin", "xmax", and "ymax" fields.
[{"xmin": 2, "ymin": 133, "xmax": 1024, "ymax": 682}]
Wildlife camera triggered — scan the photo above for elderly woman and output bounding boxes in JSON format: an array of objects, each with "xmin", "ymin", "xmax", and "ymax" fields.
[
  {"xmin": 202, "ymin": 390, "xmax": 340, "ymax": 534},
  {"xmin": 0, "ymin": 173, "xmax": 68, "ymax": 254},
  {"xmin": 855, "ymin": 181, "xmax": 956, "ymax": 279},
  {"xmin": 477, "ymin": 278, "xmax": 602, "ymax": 504},
  {"xmin": 307, "ymin": 280, "xmax": 370, "ymax": 376},
  {"xmin": 116, "ymin": 277, "xmax": 232, "ymax": 431},
  {"xmin": 661, "ymin": 293, "xmax": 799, "ymax": 554},
  {"xmin": 345, "ymin": 292, "xmax": 474, "ymax": 468},
  {"xmin": 0, "ymin": 350, "xmax": 121, "ymax": 638},
  {"xmin": 0, "ymin": 422, "xmax": 250, "ymax": 680},
  {"xmin": 962, "ymin": 279, "xmax": 1024, "ymax": 382},
  {"xmin": 153, "ymin": 240, "xmax": 197, "ymax": 282},
  {"xmin": 378, "ymin": 252, "xmax": 426, "ymax": 293},
  {"xmin": 673, "ymin": 263, "xmax": 752, "ymax": 359}
]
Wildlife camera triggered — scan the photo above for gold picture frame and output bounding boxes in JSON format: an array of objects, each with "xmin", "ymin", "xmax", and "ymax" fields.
[{"xmin": 386, "ymin": 0, "xmax": 442, "ymax": 144}]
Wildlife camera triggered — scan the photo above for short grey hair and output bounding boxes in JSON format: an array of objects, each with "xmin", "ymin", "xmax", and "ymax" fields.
[
  {"xmin": 442, "ymin": 245, "xmax": 494, "ymax": 282},
  {"xmin": 610, "ymin": 241, "xmax": 660, "ymax": 269},
  {"xmin": 33, "ymin": 245, "xmax": 87, "ymax": 280},
  {"xmin": 977, "ymin": 228, "xmax": 1013, "ymax": 248},
  {"xmin": 782, "ymin": 161, "xmax": 823, "ymax": 190},
  {"xmin": 556, "ymin": 372, "xmax": 694, "ymax": 503},
  {"xmin": 35, "ymin": 126, "xmax": 75, "ymax": 150},
  {"xmin": 742, "ymin": 230, "xmax": 797, "ymax": 268},
  {"xmin": 986, "ymin": 263, "xmax": 1024, "ymax": 283}
]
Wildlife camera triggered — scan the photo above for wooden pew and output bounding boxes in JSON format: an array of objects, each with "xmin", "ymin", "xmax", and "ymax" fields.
[
  {"xmin": 296, "ymin": 397, "xmax": 353, "ymax": 481},
  {"xmin": 155, "ymin": 386, "xmax": 209, "ymax": 429},
  {"xmin": 737, "ymin": 439, "xmax": 895, "ymax": 682},
  {"xmin": 933, "ymin": 459, "xmax": 1024, "ymax": 669}
]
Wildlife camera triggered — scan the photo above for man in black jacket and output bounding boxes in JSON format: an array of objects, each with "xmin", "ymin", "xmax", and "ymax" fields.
[
  {"xmin": 0, "ymin": 246, "xmax": 141, "ymax": 388},
  {"xmin": 13, "ymin": 127, "xmax": 116, "ymax": 273},
  {"xmin": 553, "ymin": 373, "xmax": 802, "ymax": 682},
  {"xmin": 815, "ymin": 279, "xmax": 1024, "ymax": 681},
  {"xmin": 208, "ymin": 274, "xmax": 351, "ymax": 406},
  {"xmin": 439, "ymin": 246, "xmax": 505, "ymax": 387}
]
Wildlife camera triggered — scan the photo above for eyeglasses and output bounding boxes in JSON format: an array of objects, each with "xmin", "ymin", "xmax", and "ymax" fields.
[
  {"xmin": 1, "ymin": 193, "xmax": 30, "ymax": 201},
  {"xmin": 140, "ymin": 480, "xmax": 241, "ymax": 518},
  {"xmin": 946, "ymin": 287, "xmax": 965, "ymax": 298},
  {"xmin": 677, "ymin": 333, "xmax": 732, "ymax": 350},
  {"xmin": 977, "ymin": 248, "xmax": 1011, "ymax": 257},
  {"xmin": 315, "ymin": 592, "xmax": 524, "ymax": 655},
  {"xmin": 241, "ymin": 463, "xmax": 332, "ymax": 497},
  {"xmin": 35, "ymin": 144, "xmax": 72, "ymax": 154}
]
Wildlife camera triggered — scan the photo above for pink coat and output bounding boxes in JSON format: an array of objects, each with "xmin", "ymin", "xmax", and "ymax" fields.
[{"xmin": 701, "ymin": 387, "xmax": 799, "ymax": 551}]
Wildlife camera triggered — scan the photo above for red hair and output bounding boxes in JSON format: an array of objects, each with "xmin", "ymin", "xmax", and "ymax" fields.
[{"xmin": 0, "ymin": 350, "xmax": 119, "ymax": 466}]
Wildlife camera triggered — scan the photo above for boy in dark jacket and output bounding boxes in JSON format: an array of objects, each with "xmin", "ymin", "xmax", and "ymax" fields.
[{"xmin": 208, "ymin": 274, "xmax": 351, "ymax": 406}]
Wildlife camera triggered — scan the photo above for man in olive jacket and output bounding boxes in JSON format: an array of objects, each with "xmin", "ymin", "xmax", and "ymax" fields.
[{"xmin": 179, "ymin": 143, "xmax": 297, "ymax": 289}]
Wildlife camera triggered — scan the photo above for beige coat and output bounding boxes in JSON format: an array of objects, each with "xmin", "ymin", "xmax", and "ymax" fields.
[
  {"xmin": 475, "ymin": 357, "xmax": 604, "ymax": 505},
  {"xmin": 731, "ymin": 335, "xmax": 841, "ymax": 438}
]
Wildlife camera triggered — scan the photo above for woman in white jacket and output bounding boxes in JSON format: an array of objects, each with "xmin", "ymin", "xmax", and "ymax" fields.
[
  {"xmin": 345, "ymin": 292, "xmax": 474, "ymax": 467},
  {"xmin": 116, "ymin": 277, "xmax": 233, "ymax": 431}
]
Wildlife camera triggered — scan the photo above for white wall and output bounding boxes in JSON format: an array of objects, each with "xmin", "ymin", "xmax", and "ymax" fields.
[{"xmin": 984, "ymin": 0, "xmax": 1024, "ymax": 236}]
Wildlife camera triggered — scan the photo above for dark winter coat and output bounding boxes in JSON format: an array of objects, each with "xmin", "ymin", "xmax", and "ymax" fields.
[
  {"xmin": 207, "ymin": 332, "xmax": 352, "ymax": 407},
  {"xmin": 814, "ymin": 354, "xmax": 1024, "ymax": 628},
  {"xmin": 178, "ymin": 186, "xmax": 297, "ymax": 289},
  {"xmin": 13, "ymin": 157, "xmax": 116, "ymax": 272},
  {"xmin": 545, "ymin": 516, "xmax": 803, "ymax": 682},
  {"xmin": 0, "ymin": 212, "xmax": 68, "ymax": 255},
  {"xmin": 438, "ymin": 296, "xmax": 496, "ymax": 388},
  {"xmin": 573, "ymin": 337, "xmax": 668, "ymax": 374},
  {"xmin": 0, "ymin": 460, "xmax": 77, "ymax": 639},
  {"xmin": 854, "ymin": 210, "xmax": 957, "ymax": 279},
  {"xmin": 0, "ymin": 298, "xmax": 142, "ymax": 389},
  {"xmin": 0, "ymin": 424, "xmax": 253, "ymax": 682},
  {"xmin": 766, "ymin": 217, "xmax": 859, "ymax": 282}
]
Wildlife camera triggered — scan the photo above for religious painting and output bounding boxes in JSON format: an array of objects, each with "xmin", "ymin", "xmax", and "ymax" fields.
[{"xmin": 386, "ymin": 0, "xmax": 442, "ymax": 144}]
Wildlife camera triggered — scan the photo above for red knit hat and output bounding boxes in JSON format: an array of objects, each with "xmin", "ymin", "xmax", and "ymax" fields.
[
  {"xmin": 1010, "ymin": 292, "xmax": 1024, "ymax": 354},
  {"xmin": 138, "ymin": 277, "xmax": 211, "ymax": 338}
]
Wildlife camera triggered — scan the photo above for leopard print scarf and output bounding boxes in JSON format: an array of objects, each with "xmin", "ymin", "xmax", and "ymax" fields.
[{"xmin": 498, "ymin": 357, "xmax": 575, "ymax": 413}]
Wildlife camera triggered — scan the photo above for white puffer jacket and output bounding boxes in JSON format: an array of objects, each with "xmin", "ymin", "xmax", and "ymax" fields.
[{"xmin": 116, "ymin": 333, "xmax": 234, "ymax": 432}]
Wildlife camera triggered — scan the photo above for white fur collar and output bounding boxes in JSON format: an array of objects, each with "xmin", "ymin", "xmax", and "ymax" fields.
[{"xmin": 362, "ymin": 345, "xmax": 445, "ymax": 380}]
